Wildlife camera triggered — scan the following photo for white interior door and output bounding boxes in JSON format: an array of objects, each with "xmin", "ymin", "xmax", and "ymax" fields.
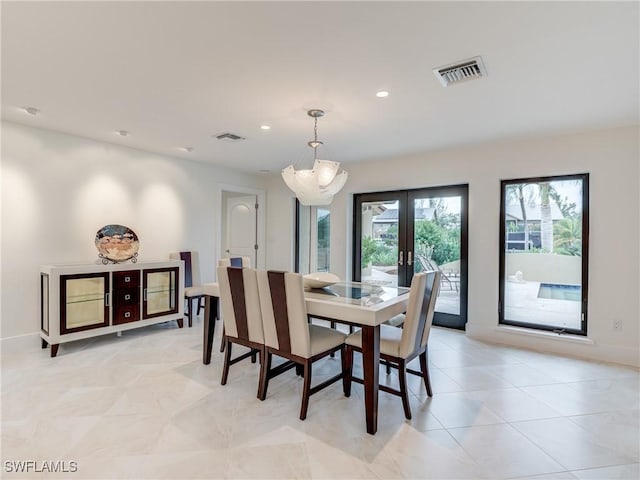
[{"xmin": 224, "ymin": 195, "xmax": 257, "ymax": 266}]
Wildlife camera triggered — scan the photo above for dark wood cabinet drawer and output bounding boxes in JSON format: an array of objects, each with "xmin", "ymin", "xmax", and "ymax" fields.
[
  {"xmin": 115, "ymin": 288, "xmax": 139, "ymax": 306},
  {"xmin": 113, "ymin": 270, "xmax": 140, "ymax": 289},
  {"xmin": 113, "ymin": 304, "xmax": 140, "ymax": 325}
]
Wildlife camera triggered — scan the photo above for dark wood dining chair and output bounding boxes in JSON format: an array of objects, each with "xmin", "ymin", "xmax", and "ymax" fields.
[
  {"xmin": 169, "ymin": 251, "xmax": 204, "ymax": 327},
  {"xmin": 344, "ymin": 271, "xmax": 441, "ymax": 419},
  {"xmin": 256, "ymin": 270, "xmax": 348, "ymax": 420}
]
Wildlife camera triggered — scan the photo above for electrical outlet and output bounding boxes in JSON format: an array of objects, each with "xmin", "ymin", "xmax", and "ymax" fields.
[{"xmin": 613, "ymin": 319, "xmax": 622, "ymax": 331}]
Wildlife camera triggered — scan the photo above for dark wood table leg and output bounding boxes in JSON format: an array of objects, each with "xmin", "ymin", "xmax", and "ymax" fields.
[
  {"xmin": 203, "ymin": 295, "xmax": 218, "ymax": 365},
  {"xmin": 361, "ymin": 324, "xmax": 380, "ymax": 435}
]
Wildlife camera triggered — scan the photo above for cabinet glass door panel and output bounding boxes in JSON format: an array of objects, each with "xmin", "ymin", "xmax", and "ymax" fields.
[
  {"xmin": 143, "ymin": 268, "xmax": 179, "ymax": 318},
  {"xmin": 41, "ymin": 273, "xmax": 49, "ymax": 334},
  {"xmin": 60, "ymin": 273, "xmax": 109, "ymax": 333}
]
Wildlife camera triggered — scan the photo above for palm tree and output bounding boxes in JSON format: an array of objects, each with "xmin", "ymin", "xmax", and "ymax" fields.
[
  {"xmin": 554, "ymin": 217, "xmax": 582, "ymax": 256},
  {"xmin": 539, "ymin": 182, "xmax": 553, "ymax": 252}
]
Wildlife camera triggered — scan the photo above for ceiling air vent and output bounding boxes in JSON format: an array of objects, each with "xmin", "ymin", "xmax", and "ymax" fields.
[
  {"xmin": 433, "ymin": 56, "xmax": 487, "ymax": 87},
  {"xmin": 214, "ymin": 132, "xmax": 246, "ymax": 141}
]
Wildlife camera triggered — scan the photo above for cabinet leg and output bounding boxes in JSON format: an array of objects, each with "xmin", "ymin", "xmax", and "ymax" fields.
[
  {"xmin": 41, "ymin": 338, "xmax": 48, "ymax": 349},
  {"xmin": 50, "ymin": 344, "xmax": 59, "ymax": 358},
  {"xmin": 176, "ymin": 318, "xmax": 184, "ymax": 328}
]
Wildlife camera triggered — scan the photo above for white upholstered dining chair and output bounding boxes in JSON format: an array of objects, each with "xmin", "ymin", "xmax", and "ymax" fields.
[
  {"xmin": 256, "ymin": 270, "xmax": 348, "ymax": 420},
  {"xmin": 344, "ymin": 270, "xmax": 441, "ymax": 419},
  {"xmin": 217, "ymin": 266, "xmax": 264, "ymax": 396}
]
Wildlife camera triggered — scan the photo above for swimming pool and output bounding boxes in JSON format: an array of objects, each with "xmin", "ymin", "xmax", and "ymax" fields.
[{"xmin": 537, "ymin": 283, "xmax": 581, "ymax": 301}]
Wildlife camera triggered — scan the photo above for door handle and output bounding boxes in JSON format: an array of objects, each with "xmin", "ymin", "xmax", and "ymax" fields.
[
  {"xmin": 143, "ymin": 288, "xmax": 148, "ymax": 302},
  {"xmin": 398, "ymin": 251, "xmax": 404, "ymax": 266},
  {"xmin": 407, "ymin": 251, "xmax": 413, "ymax": 266},
  {"xmin": 105, "ymin": 293, "xmax": 110, "ymax": 307}
]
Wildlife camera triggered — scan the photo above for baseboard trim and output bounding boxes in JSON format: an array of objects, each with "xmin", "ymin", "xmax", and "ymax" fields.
[
  {"xmin": 1, "ymin": 332, "xmax": 41, "ymax": 353},
  {"xmin": 466, "ymin": 323, "xmax": 640, "ymax": 368}
]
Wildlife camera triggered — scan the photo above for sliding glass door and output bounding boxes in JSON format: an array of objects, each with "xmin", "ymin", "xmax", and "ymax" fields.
[{"xmin": 354, "ymin": 185, "xmax": 468, "ymax": 329}]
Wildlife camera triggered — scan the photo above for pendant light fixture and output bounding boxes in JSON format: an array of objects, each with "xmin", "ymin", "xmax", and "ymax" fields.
[{"xmin": 281, "ymin": 109, "xmax": 348, "ymax": 206}]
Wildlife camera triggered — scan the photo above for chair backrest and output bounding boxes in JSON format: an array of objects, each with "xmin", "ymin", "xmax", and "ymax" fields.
[
  {"xmin": 169, "ymin": 251, "xmax": 201, "ymax": 288},
  {"xmin": 216, "ymin": 266, "xmax": 264, "ymax": 344},
  {"xmin": 399, "ymin": 271, "xmax": 441, "ymax": 358},
  {"xmin": 256, "ymin": 270, "xmax": 312, "ymax": 358},
  {"xmin": 218, "ymin": 256, "xmax": 252, "ymax": 268}
]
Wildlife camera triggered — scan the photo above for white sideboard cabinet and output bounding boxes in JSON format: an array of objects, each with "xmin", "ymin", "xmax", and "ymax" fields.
[{"xmin": 40, "ymin": 260, "xmax": 184, "ymax": 357}]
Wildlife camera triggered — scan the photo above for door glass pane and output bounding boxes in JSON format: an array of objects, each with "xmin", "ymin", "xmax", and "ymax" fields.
[
  {"xmin": 316, "ymin": 208, "xmax": 330, "ymax": 272},
  {"xmin": 503, "ymin": 178, "xmax": 585, "ymax": 332},
  {"xmin": 146, "ymin": 271, "xmax": 176, "ymax": 315},
  {"xmin": 361, "ymin": 200, "xmax": 399, "ymax": 286},
  {"xmin": 296, "ymin": 205, "xmax": 330, "ymax": 274},
  {"xmin": 65, "ymin": 277, "xmax": 105, "ymax": 329},
  {"xmin": 413, "ymin": 196, "xmax": 461, "ymax": 315}
]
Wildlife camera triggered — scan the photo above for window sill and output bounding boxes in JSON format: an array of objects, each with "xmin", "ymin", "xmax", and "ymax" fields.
[{"xmin": 496, "ymin": 325, "xmax": 594, "ymax": 345}]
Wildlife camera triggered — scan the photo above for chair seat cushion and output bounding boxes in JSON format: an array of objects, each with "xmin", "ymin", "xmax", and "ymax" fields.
[
  {"xmin": 309, "ymin": 324, "xmax": 347, "ymax": 357},
  {"xmin": 384, "ymin": 313, "xmax": 405, "ymax": 327},
  {"xmin": 345, "ymin": 324, "xmax": 403, "ymax": 358},
  {"xmin": 184, "ymin": 286, "xmax": 204, "ymax": 297}
]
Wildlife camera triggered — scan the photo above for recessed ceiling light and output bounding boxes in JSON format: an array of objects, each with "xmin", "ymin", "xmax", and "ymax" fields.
[
  {"xmin": 180, "ymin": 147, "xmax": 194, "ymax": 153},
  {"xmin": 260, "ymin": 125, "xmax": 271, "ymax": 130},
  {"xmin": 376, "ymin": 90, "xmax": 390, "ymax": 98},
  {"xmin": 22, "ymin": 106, "xmax": 40, "ymax": 115},
  {"xmin": 116, "ymin": 130, "xmax": 129, "ymax": 137}
]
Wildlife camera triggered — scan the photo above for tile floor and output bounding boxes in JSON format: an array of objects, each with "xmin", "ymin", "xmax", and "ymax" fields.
[{"xmin": 1, "ymin": 319, "xmax": 638, "ymax": 479}]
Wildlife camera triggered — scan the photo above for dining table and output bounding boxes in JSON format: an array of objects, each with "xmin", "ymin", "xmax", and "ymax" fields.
[{"xmin": 201, "ymin": 280, "xmax": 410, "ymax": 435}]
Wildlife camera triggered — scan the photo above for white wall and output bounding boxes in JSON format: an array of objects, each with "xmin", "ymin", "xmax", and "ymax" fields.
[
  {"xmin": 266, "ymin": 126, "xmax": 640, "ymax": 366},
  {"xmin": 1, "ymin": 121, "xmax": 265, "ymax": 339}
]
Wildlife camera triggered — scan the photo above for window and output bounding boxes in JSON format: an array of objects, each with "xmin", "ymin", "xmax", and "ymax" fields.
[
  {"xmin": 499, "ymin": 174, "xmax": 589, "ymax": 335},
  {"xmin": 295, "ymin": 201, "xmax": 330, "ymax": 274}
]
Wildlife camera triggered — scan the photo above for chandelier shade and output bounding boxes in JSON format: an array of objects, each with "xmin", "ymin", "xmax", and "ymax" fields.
[
  {"xmin": 281, "ymin": 109, "xmax": 348, "ymax": 206},
  {"xmin": 282, "ymin": 160, "xmax": 348, "ymax": 206}
]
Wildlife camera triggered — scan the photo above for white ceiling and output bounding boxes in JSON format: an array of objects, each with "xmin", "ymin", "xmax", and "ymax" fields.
[{"xmin": 2, "ymin": 1, "xmax": 638, "ymax": 174}]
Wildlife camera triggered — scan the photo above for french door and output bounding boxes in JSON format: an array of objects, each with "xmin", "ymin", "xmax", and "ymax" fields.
[{"xmin": 354, "ymin": 185, "xmax": 468, "ymax": 329}]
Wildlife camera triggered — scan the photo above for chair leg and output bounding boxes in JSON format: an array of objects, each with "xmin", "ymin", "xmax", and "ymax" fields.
[
  {"xmin": 398, "ymin": 359, "xmax": 412, "ymax": 420},
  {"xmin": 386, "ymin": 360, "xmax": 392, "ymax": 375},
  {"xmin": 219, "ymin": 325, "xmax": 226, "ymax": 352},
  {"xmin": 295, "ymin": 364, "xmax": 303, "ymax": 376},
  {"xmin": 221, "ymin": 340, "xmax": 233, "ymax": 385},
  {"xmin": 300, "ymin": 360, "xmax": 312, "ymax": 420},
  {"xmin": 341, "ymin": 346, "xmax": 350, "ymax": 396},
  {"xmin": 344, "ymin": 345, "xmax": 353, "ymax": 398},
  {"xmin": 188, "ymin": 297, "xmax": 194, "ymax": 328},
  {"xmin": 420, "ymin": 350, "xmax": 433, "ymax": 397},
  {"xmin": 258, "ymin": 351, "xmax": 272, "ymax": 401},
  {"xmin": 256, "ymin": 347, "xmax": 266, "ymax": 399},
  {"xmin": 251, "ymin": 349, "xmax": 257, "ymax": 364},
  {"xmin": 197, "ymin": 296, "xmax": 204, "ymax": 315},
  {"xmin": 349, "ymin": 325, "xmax": 354, "ymax": 334}
]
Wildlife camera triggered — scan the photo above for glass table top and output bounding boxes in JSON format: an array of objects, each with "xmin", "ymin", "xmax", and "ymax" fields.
[{"xmin": 305, "ymin": 281, "xmax": 410, "ymax": 307}]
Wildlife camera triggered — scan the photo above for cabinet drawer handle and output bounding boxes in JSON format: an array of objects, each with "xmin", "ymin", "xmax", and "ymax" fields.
[
  {"xmin": 125, "ymin": 294, "xmax": 131, "ymax": 301},
  {"xmin": 143, "ymin": 288, "xmax": 148, "ymax": 301},
  {"xmin": 105, "ymin": 293, "xmax": 110, "ymax": 307},
  {"xmin": 124, "ymin": 311, "xmax": 131, "ymax": 318},
  {"xmin": 125, "ymin": 276, "xmax": 130, "ymax": 283}
]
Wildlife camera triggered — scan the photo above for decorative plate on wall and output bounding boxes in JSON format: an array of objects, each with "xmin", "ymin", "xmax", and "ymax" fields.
[{"xmin": 95, "ymin": 224, "xmax": 139, "ymax": 264}]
